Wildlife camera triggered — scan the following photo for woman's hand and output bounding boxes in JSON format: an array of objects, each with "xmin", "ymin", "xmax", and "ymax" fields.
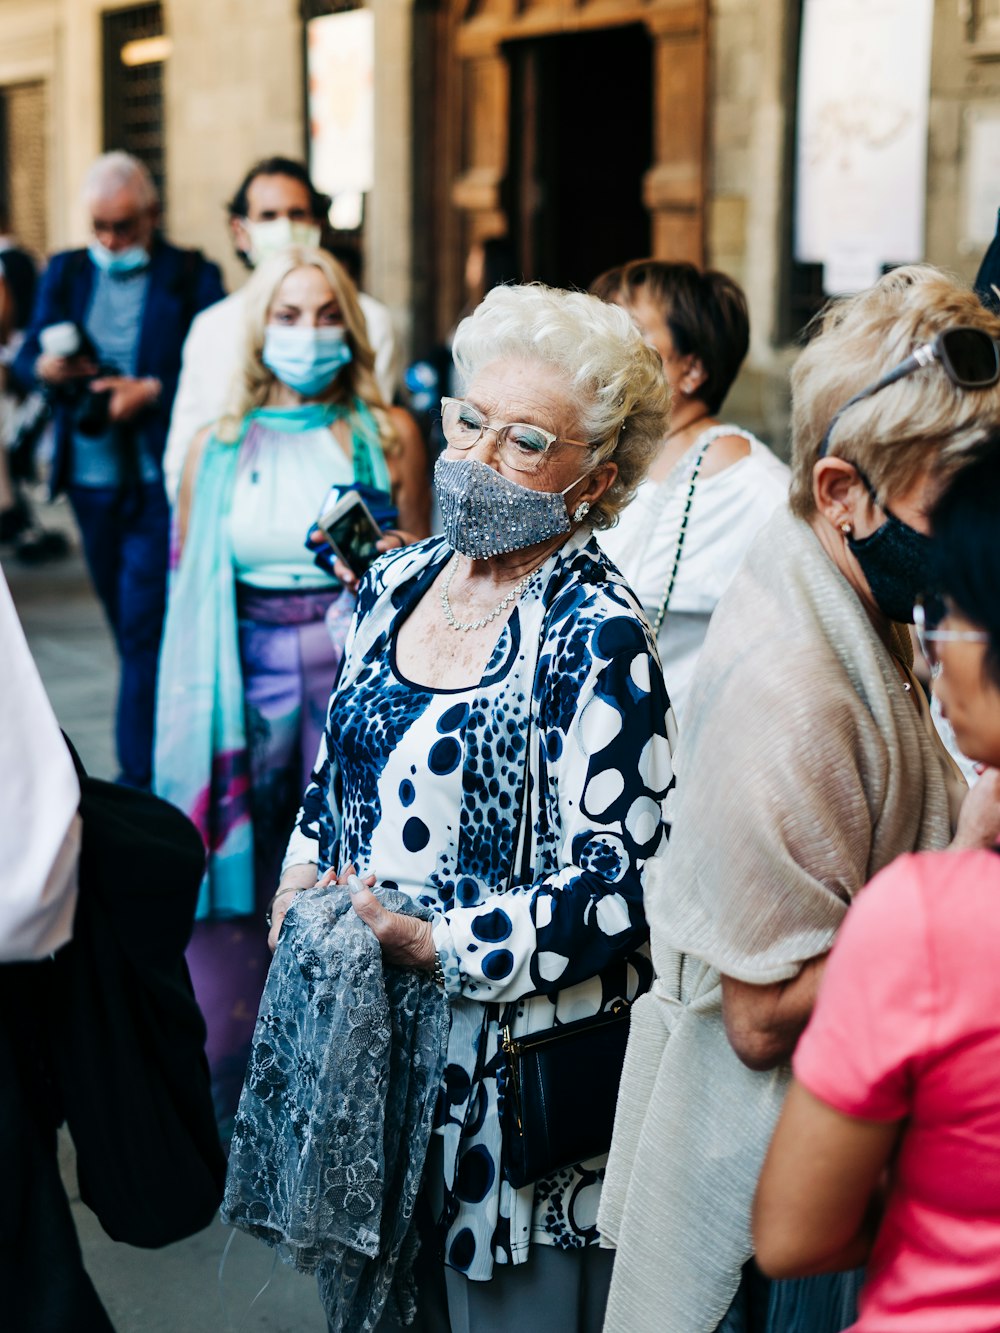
[
  {"xmin": 951, "ymin": 766, "xmax": 1000, "ymax": 851},
  {"xmin": 308, "ymin": 527, "xmax": 415, "ymax": 592},
  {"xmin": 342, "ymin": 862, "xmax": 436, "ymax": 969},
  {"xmin": 267, "ymin": 862, "xmax": 323, "ymax": 953}
]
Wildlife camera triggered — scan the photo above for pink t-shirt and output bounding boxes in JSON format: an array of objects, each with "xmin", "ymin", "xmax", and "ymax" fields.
[{"xmin": 794, "ymin": 849, "xmax": 1000, "ymax": 1333}]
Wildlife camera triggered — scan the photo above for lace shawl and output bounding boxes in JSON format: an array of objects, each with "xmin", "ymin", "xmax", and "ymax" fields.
[
  {"xmin": 221, "ymin": 883, "xmax": 449, "ymax": 1332},
  {"xmin": 599, "ymin": 505, "xmax": 962, "ymax": 1333}
]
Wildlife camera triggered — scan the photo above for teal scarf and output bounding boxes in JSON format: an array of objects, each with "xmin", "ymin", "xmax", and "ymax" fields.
[{"xmin": 154, "ymin": 400, "xmax": 390, "ymax": 920}]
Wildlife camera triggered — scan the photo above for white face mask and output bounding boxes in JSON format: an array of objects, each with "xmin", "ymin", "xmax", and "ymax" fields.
[{"xmin": 244, "ymin": 218, "xmax": 321, "ymax": 267}]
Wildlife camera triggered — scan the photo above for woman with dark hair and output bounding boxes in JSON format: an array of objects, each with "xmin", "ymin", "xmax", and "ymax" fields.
[
  {"xmin": 753, "ymin": 441, "xmax": 1000, "ymax": 1332},
  {"xmin": 592, "ymin": 260, "xmax": 788, "ymax": 719}
]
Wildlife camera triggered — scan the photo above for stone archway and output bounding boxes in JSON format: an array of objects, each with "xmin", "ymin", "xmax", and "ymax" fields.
[{"xmin": 442, "ymin": 0, "xmax": 708, "ymax": 303}]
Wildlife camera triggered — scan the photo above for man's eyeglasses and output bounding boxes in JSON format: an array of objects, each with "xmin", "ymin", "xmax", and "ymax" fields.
[
  {"xmin": 440, "ymin": 397, "xmax": 593, "ymax": 475},
  {"xmin": 92, "ymin": 213, "xmax": 144, "ymax": 239},
  {"xmin": 819, "ymin": 327, "xmax": 1000, "ymax": 460},
  {"xmin": 914, "ymin": 594, "xmax": 990, "ymax": 678}
]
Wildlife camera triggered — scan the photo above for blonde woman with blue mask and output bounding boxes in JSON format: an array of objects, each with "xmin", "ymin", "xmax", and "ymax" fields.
[{"xmin": 155, "ymin": 247, "xmax": 429, "ymax": 1132}]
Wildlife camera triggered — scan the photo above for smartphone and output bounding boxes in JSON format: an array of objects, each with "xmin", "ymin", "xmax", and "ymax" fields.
[{"xmin": 316, "ymin": 489, "xmax": 384, "ymax": 579}]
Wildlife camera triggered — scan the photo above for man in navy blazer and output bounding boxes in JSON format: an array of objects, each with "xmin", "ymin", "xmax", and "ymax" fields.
[{"xmin": 13, "ymin": 152, "xmax": 224, "ymax": 789}]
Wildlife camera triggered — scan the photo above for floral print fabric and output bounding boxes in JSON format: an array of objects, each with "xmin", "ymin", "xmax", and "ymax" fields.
[
  {"xmin": 283, "ymin": 530, "xmax": 676, "ymax": 1281},
  {"xmin": 221, "ymin": 883, "xmax": 449, "ymax": 1332}
]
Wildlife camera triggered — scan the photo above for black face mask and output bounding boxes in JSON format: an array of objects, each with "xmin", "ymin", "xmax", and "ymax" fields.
[{"xmin": 846, "ymin": 498, "xmax": 934, "ymax": 625}]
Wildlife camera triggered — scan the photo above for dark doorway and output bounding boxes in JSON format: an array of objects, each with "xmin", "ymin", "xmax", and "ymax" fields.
[{"xmin": 506, "ymin": 25, "xmax": 652, "ymax": 291}]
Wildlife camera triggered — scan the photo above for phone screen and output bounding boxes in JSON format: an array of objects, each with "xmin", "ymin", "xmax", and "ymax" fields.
[{"xmin": 323, "ymin": 501, "xmax": 383, "ymax": 578}]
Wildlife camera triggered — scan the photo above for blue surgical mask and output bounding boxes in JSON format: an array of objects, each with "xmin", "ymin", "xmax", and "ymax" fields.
[
  {"xmin": 88, "ymin": 240, "xmax": 150, "ymax": 276},
  {"xmin": 262, "ymin": 325, "xmax": 353, "ymax": 397},
  {"xmin": 434, "ymin": 456, "xmax": 587, "ymax": 559}
]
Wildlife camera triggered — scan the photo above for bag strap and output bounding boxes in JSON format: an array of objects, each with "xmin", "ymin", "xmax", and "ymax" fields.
[
  {"xmin": 650, "ymin": 431, "xmax": 713, "ymax": 637},
  {"xmin": 498, "ymin": 607, "xmax": 547, "ymax": 1030}
]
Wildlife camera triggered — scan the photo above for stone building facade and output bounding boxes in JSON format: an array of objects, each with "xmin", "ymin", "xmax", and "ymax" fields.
[{"xmin": 0, "ymin": 0, "xmax": 996, "ymax": 446}]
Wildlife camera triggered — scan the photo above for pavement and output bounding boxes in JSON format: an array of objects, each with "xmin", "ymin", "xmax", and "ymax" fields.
[{"xmin": 4, "ymin": 491, "xmax": 328, "ymax": 1332}]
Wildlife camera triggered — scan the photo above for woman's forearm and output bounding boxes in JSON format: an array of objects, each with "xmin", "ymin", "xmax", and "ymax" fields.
[
  {"xmin": 722, "ymin": 955, "xmax": 828, "ymax": 1071},
  {"xmin": 277, "ymin": 862, "xmax": 318, "ymax": 893}
]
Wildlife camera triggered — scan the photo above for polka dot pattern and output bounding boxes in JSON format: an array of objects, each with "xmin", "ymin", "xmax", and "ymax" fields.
[{"xmin": 285, "ymin": 533, "xmax": 676, "ymax": 1283}]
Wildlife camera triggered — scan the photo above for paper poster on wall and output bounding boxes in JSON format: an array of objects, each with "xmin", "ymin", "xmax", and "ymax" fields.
[
  {"xmin": 962, "ymin": 106, "xmax": 1000, "ymax": 253},
  {"xmin": 795, "ymin": 0, "xmax": 934, "ymax": 293},
  {"xmin": 307, "ymin": 10, "xmax": 374, "ymax": 228}
]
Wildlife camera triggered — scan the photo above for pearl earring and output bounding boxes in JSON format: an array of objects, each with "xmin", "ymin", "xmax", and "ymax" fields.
[
  {"xmin": 840, "ymin": 521, "xmax": 853, "ymax": 536},
  {"xmin": 573, "ymin": 501, "xmax": 591, "ymax": 522}
]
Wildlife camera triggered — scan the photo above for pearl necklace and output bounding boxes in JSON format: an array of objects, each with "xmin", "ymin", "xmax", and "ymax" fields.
[{"xmin": 439, "ymin": 555, "xmax": 536, "ymax": 632}]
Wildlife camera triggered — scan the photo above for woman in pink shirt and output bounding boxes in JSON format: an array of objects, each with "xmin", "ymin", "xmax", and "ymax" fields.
[{"xmin": 753, "ymin": 440, "xmax": 1000, "ymax": 1331}]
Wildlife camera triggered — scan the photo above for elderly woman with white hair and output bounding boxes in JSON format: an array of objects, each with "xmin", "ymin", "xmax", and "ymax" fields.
[{"xmin": 239, "ymin": 283, "xmax": 676, "ymax": 1331}]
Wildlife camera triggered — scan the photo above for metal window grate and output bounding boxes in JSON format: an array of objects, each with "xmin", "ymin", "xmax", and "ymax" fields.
[
  {"xmin": 103, "ymin": 4, "xmax": 166, "ymax": 213},
  {"xmin": 0, "ymin": 81, "xmax": 48, "ymax": 257}
]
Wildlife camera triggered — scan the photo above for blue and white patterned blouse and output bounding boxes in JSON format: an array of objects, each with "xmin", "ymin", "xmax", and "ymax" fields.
[{"xmin": 283, "ymin": 529, "xmax": 676, "ymax": 1281}]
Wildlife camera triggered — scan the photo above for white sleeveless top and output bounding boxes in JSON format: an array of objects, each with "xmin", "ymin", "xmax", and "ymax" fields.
[
  {"xmin": 598, "ymin": 425, "xmax": 789, "ymax": 721},
  {"xmin": 228, "ymin": 409, "xmax": 356, "ymax": 591}
]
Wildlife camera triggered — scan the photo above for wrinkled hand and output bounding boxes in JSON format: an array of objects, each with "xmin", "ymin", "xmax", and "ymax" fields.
[
  {"xmin": 342, "ymin": 862, "xmax": 436, "ymax": 969},
  {"xmin": 36, "ymin": 353, "xmax": 97, "ymax": 385},
  {"xmin": 267, "ymin": 864, "xmax": 327, "ymax": 953},
  {"xmin": 90, "ymin": 375, "xmax": 159, "ymax": 423},
  {"xmin": 952, "ymin": 766, "xmax": 1000, "ymax": 851}
]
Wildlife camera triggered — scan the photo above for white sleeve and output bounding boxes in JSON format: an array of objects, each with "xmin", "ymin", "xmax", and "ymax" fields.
[
  {"xmin": 164, "ymin": 305, "xmax": 229, "ymax": 503},
  {"xmin": 358, "ymin": 292, "xmax": 398, "ymax": 404},
  {"xmin": 0, "ymin": 567, "xmax": 80, "ymax": 960}
]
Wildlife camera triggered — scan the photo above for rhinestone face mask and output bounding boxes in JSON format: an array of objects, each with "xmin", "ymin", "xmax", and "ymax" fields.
[{"xmin": 434, "ymin": 456, "xmax": 585, "ymax": 559}]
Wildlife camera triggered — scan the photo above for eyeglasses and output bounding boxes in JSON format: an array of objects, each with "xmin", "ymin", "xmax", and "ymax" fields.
[
  {"xmin": 914, "ymin": 594, "xmax": 990, "ymax": 678},
  {"xmin": 819, "ymin": 327, "xmax": 1000, "ymax": 459},
  {"xmin": 92, "ymin": 214, "xmax": 144, "ymax": 240},
  {"xmin": 440, "ymin": 397, "xmax": 593, "ymax": 474}
]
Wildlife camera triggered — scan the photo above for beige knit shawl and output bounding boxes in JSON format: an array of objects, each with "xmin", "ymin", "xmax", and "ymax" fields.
[{"xmin": 598, "ymin": 505, "xmax": 960, "ymax": 1333}]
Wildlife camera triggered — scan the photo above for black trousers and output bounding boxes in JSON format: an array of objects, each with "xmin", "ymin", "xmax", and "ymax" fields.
[{"xmin": 0, "ymin": 968, "xmax": 114, "ymax": 1332}]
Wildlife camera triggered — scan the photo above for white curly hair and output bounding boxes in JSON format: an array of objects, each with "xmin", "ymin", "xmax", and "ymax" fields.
[{"xmin": 451, "ymin": 283, "xmax": 670, "ymax": 528}]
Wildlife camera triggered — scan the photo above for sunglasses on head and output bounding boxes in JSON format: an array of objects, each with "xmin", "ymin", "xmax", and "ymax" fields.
[{"xmin": 819, "ymin": 327, "xmax": 1000, "ymax": 460}]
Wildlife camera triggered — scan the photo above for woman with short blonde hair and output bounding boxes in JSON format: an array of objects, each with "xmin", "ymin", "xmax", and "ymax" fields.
[
  {"xmin": 789, "ymin": 266, "xmax": 1000, "ymax": 518},
  {"xmin": 601, "ymin": 266, "xmax": 1000, "ymax": 1333}
]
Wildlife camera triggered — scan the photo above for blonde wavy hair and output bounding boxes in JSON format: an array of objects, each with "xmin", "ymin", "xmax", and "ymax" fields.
[
  {"xmin": 451, "ymin": 283, "xmax": 670, "ymax": 529},
  {"xmin": 790, "ymin": 266, "xmax": 1000, "ymax": 517},
  {"xmin": 216, "ymin": 246, "xmax": 394, "ymax": 450}
]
